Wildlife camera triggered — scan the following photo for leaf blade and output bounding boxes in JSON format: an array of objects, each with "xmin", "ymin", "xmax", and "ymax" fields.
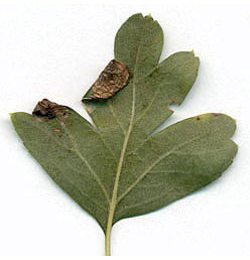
[
  {"xmin": 115, "ymin": 113, "xmax": 237, "ymax": 221},
  {"xmin": 11, "ymin": 110, "xmax": 116, "ymax": 231},
  {"xmin": 11, "ymin": 14, "xmax": 238, "ymax": 251}
]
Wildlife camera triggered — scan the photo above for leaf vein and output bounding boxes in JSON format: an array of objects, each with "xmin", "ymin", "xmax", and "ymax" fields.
[
  {"xmin": 117, "ymin": 129, "xmax": 221, "ymax": 203},
  {"xmin": 60, "ymin": 122, "xmax": 111, "ymax": 203}
]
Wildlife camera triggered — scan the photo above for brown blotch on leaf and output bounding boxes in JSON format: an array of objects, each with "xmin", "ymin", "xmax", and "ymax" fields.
[
  {"xmin": 33, "ymin": 99, "xmax": 68, "ymax": 120},
  {"xmin": 212, "ymin": 113, "xmax": 220, "ymax": 117},
  {"xmin": 88, "ymin": 59, "xmax": 130, "ymax": 100},
  {"xmin": 84, "ymin": 104, "xmax": 94, "ymax": 114},
  {"xmin": 172, "ymin": 98, "xmax": 181, "ymax": 106}
]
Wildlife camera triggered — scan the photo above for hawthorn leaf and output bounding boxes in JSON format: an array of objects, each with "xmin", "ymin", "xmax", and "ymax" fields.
[{"xmin": 11, "ymin": 13, "xmax": 237, "ymax": 256}]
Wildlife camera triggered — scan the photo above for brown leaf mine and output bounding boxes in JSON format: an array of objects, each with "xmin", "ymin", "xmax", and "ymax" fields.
[
  {"xmin": 32, "ymin": 99, "xmax": 68, "ymax": 120},
  {"xmin": 87, "ymin": 59, "xmax": 129, "ymax": 100}
]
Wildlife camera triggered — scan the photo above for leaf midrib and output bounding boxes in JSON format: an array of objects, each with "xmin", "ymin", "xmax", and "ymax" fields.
[{"xmin": 106, "ymin": 46, "xmax": 140, "ymax": 229}]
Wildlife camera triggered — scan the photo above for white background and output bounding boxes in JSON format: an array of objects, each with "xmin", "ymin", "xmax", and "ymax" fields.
[{"xmin": 0, "ymin": 0, "xmax": 250, "ymax": 257}]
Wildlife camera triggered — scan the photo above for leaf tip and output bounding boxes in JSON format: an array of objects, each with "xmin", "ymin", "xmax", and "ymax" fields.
[
  {"xmin": 190, "ymin": 50, "xmax": 200, "ymax": 62},
  {"xmin": 201, "ymin": 113, "xmax": 237, "ymax": 137},
  {"xmin": 9, "ymin": 112, "xmax": 15, "ymax": 118},
  {"xmin": 10, "ymin": 112, "xmax": 18, "ymax": 123},
  {"xmin": 146, "ymin": 13, "xmax": 153, "ymax": 19}
]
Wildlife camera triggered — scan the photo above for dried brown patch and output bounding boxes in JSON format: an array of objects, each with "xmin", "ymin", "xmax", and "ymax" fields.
[
  {"xmin": 84, "ymin": 104, "xmax": 94, "ymax": 114},
  {"xmin": 89, "ymin": 59, "xmax": 130, "ymax": 99},
  {"xmin": 212, "ymin": 113, "xmax": 220, "ymax": 117},
  {"xmin": 33, "ymin": 99, "xmax": 68, "ymax": 120},
  {"xmin": 172, "ymin": 98, "xmax": 181, "ymax": 106}
]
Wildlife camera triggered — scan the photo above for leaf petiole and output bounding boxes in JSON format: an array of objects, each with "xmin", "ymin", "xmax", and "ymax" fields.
[{"xmin": 105, "ymin": 222, "xmax": 112, "ymax": 256}]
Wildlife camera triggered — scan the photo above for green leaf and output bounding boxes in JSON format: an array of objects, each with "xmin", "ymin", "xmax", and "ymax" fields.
[
  {"xmin": 11, "ymin": 13, "xmax": 237, "ymax": 256},
  {"xmin": 11, "ymin": 109, "xmax": 116, "ymax": 230}
]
